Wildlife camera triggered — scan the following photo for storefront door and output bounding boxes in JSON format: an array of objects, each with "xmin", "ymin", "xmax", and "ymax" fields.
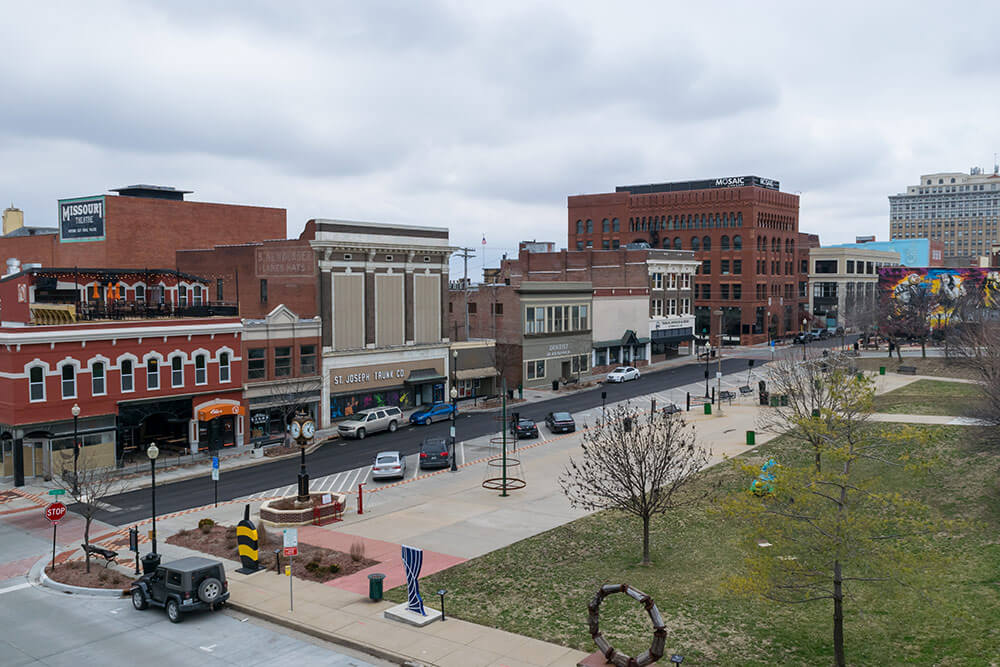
[{"xmin": 23, "ymin": 439, "xmax": 48, "ymax": 478}]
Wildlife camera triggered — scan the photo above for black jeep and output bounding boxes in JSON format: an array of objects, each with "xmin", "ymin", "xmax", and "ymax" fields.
[{"xmin": 130, "ymin": 556, "xmax": 229, "ymax": 623}]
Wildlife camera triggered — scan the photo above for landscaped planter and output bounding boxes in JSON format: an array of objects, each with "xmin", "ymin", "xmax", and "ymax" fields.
[{"xmin": 259, "ymin": 492, "xmax": 347, "ymax": 527}]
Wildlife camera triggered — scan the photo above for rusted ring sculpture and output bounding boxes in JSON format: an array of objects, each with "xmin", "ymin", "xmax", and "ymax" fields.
[{"xmin": 588, "ymin": 583, "xmax": 665, "ymax": 667}]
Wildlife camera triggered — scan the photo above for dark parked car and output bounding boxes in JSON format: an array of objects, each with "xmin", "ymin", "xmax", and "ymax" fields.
[
  {"xmin": 419, "ymin": 436, "xmax": 452, "ymax": 469},
  {"xmin": 131, "ymin": 557, "xmax": 228, "ymax": 623},
  {"xmin": 545, "ymin": 411, "xmax": 576, "ymax": 434},
  {"xmin": 510, "ymin": 418, "xmax": 539, "ymax": 439}
]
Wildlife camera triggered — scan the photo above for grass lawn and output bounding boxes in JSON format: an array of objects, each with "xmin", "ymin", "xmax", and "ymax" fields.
[
  {"xmin": 873, "ymin": 379, "xmax": 984, "ymax": 416},
  {"xmin": 854, "ymin": 356, "xmax": 980, "ymax": 380},
  {"xmin": 387, "ymin": 425, "xmax": 1000, "ymax": 665}
]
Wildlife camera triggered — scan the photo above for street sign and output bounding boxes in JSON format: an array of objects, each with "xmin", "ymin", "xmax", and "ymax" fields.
[
  {"xmin": 45, "ymin": 502, "xmax": 67, "ymax": 525},
  {"xmin": 212, "ymin": 456, "xmax": 219, "ymax": 469},
  {"xmin": 211, "ymin": 468, "xmax": 219, "ymax": 481},
  {"xmin": 48, "ymin": 489, "xmax": 65, "ymax": 496},
  {"xmin": 283, "ymin": 527, "xmax": 298, "ymax": 548},
  {"xmin": 283, "ymin": 546, "xmax": 298, "ymax": 557}
]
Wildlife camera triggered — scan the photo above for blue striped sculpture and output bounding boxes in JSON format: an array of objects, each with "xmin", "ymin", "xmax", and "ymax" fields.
[{"xmin": 401, "ymin": 545, "xmax": 425, "ymax": 615}]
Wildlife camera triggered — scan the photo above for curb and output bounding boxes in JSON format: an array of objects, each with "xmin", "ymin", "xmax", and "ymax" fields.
[
  {"xmin": 225, "ymin": 598, "xmax": 417, "ymax": 666},
  {"xmin": 32, "ymin": 555, "xmax": 128, "ymax": 598}
]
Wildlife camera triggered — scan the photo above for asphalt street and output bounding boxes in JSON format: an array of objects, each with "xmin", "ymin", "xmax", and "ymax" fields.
[
  {"xmin": 89, "ymin": 355, "xmax": 768, "ymax": 526},
  {"xmin": 0, "ymin": 575, "xmax": 389, "ymax": 667},
  {"xmin": 87, "ymin": 337, "xmax": 854, "ymax": 527}
]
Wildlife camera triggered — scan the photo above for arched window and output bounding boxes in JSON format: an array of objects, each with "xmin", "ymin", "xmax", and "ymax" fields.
[
  {"xmin": 737, "ymin": 212, "xmax": 742, "ymax": 226},
  {"xmin": 673, "ymin": 237, "xmax": 682, "ymax": 250},
  {"xmin": 147, "ymin": 358, "xmax": 160, "ymax": 390},
  {"xmin": 91, "ymin": 362, "xmax": 106, "ymax": 396},
  {"xmin": 121, "ymin": 359, "xmax": 134, "ymax": 392},
  {"xmin": 721, "ymin": 235, "xmax": 730, "ymax": 250},
  {"xmin": 602, "ymin": 218, "xmax": 610, "ymax": 233},
  {"xmin": 759, "ymin": 236, "xmax": 767, "ymax": 251},
  {"xmin": 612, "ymin": 218, "xmax": 620, "ymax": 232},
  {"xmin": 171, "ymin": 356, "xmax": 184, "ymax": 388},
  {"xmin": 576, "ymin": 220, "xmax": 583, "ymax": 235},
  {"xmin": 691, "ymin": 236, "xmax": 701, "ymax": 251},
  {"xmin": 586, "ymin": 219, "xmax": 593, "ymax": 233},
  {"xmin": 29, "ymin": 366, "xmax": 45, "ymax": 402},
  {"xmin": 733, "ymin": 235, "xmax": 743, "ymax": 250},
  {"xmin": 219, "ymin": 352, "xmax": 231, "ymax": 383},
  {"xmin": 666, "ymin": 216, "xmax": 672, "ymax": 230},
  {"xmin": 61, "ymin": 364, "xmax": 76, "ymax": 399},
  {"xmin": 702, "ymin": 235, "xmax": 711, "ymax": 250},
  {"xmin": 194, "ymin": 354, "xmax": 207, "ymax": 385},
  {"xmin": 663, "ymin": 239, "xmax": 671, "ymax": 249}
]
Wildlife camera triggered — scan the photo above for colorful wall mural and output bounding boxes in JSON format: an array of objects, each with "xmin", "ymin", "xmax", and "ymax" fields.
[{"xmin": 878, "ymin": 267, "xmax": 1000, "ymax": 322}]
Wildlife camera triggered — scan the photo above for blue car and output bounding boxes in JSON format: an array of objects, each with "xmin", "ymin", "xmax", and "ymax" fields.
[{"xmin": 409, "ymin": 402, "xmax": 457, "ymax": 425}]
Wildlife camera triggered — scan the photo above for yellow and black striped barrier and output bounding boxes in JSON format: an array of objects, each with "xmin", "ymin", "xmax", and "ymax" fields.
[{"xmin": 236, "ymin": 504, "xmax": 260, "ymax": 573}]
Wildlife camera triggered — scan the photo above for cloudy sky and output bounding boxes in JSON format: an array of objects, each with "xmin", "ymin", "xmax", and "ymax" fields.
[{"xmin": 2, "ymin": 1, "xmax": 997, "ymax": 275}]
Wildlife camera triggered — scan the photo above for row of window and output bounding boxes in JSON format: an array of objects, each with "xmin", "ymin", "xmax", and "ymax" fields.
[
  {"xmin": 756, "ymin": 236, "xmax": 796, "ymax": 253},
  {"xmin": 29, "ymin": 352, "xmax": 232, "ymax": 402},
  {"xmin": 695, "ymin": 259, "xmax": 744, "ymax": 276},
  {"xmin": 752, "ymin": 260, "xmax": 796, "ymax": 276},
  {"xmin": 523, "ymin": 305, "xmax": 590, "ymax": 335},
  {"xmin": 650, "ymin": 273, "xmax": 693, "ymax": 290},
  {"xmin": 247, "ymin": 345, "xmax": 316, "ymax": 380},
  {"xmin": 574, "ymin": 218, "xmax": 622, "ymax": 235},
  {"xmin": 651, "ymin": 298, "xmax": 692, "ymax": 316},
  {"xmin": 624, "ymin": 212, "xmax": 744, "ymax": 232}
]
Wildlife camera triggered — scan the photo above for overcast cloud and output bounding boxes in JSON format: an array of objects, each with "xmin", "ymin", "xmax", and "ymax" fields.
[{"xmin": 2, "ymin": 1, "xmax": 998, "ymax": 275}]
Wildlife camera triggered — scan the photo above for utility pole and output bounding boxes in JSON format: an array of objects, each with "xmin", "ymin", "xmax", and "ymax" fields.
[{"xmin": 454, "ymin": 247, "xmax": 475, "ymax": 340}]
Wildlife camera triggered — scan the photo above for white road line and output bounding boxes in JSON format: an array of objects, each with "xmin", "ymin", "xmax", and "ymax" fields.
[
  {"xmin": 342, "ymin": 467, "xmax": 364, "ymax": 493},
  {"xmin": 459, "ymin": 442, "xmax": 465, "ymax": 465},
  {"xmin": 0, "ymin": 582, "xmax": 31, "ymax": 595}
]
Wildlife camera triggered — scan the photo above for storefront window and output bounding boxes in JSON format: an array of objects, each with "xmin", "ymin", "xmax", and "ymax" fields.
[
  {"xmin": 609, "ymin": 347, "xmax": 620, "ymax": 364},
  {"xmin": 596, "ymin": 348, "xmax": 607, "ymax": 366},
  {"xmin": 330, "ymin": 389, "xmax": 410, "ymax": 421},
  {"xmin": 526, "ymin": 360, "xmax": 545, "ymax": 380},
  {"xmin": 634, "ymin": 346, "xmax": 647, "ymax": 361}
]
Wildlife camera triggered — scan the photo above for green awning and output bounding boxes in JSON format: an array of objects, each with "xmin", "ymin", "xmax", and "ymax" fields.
[{"xmin": 405, "ymin": 368, "xmax": 447, "ymax": 384}]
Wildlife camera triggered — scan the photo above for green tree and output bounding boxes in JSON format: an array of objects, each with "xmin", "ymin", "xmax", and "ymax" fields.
[{"xmin": 724, "ymin": 371, "xmax": 939, "ymax": 667}]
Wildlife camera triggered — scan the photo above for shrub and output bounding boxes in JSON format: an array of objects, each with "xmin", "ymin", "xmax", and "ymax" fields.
[
  {"xmin": 350, "ymin": 539, "xmax": 366, "ymax": 562},
  {"xmin": 198, "ymin": 518, "xmax": 215, "ymax": 534},
  {"xmin": 305, "ymin": 560, "xmax": 321, "ymax": 572},
  {"xmin": 225, "ymin": 525, "xmax": 237, "ymax": 540},
  {"xmin": 328, "ymin": 563, "xmax": 340, "ymax": 574}
]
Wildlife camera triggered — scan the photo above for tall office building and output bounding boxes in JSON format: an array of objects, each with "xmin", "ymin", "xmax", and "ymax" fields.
[{"xmin": 889, "ymin": 166, "xmax": 1000, "ymax": 266}]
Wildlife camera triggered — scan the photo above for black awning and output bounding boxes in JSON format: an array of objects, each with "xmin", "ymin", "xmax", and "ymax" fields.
[
  {"xmin": 405, "ymin": 368, "xmax": 447, "ymax": 384},
  {"xmin": 652, "ymin": 327, "xmax": 694, "ymax": 342}
]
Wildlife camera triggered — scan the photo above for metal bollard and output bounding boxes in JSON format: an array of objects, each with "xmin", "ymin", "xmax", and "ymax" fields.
[
  {"xmin": 650, "ymin": 398, "xmax": 656, "ymax": 414},
  {"xmin": 358, "ymin": 482, "xmax": 366, "ymax": 515},
  {"xmin": 686, "ymin": 392, "xmax": 691, "ymax": 411},
  {"xmin": 711, "ymin": 387, "xmax": 715, "ymax": 404},
  {"xmin": 274, "ymin": 549, "xmax": 281, "ymax": 575}
]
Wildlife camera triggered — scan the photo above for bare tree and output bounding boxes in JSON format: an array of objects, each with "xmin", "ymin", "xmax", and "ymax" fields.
[
  {"xmin": 879, "ymin": 281, "xmax": 938, "ymax": 359},
  {"xmin": 258, "ymin": 377, "xmax": 324, "ymax": 445},
  {"xmin": 758, "ymin": 349, "xmax": 857, "ymax": 472},
  {"xmin": 842, "ymin": 291, "xmax": 877, "ymax": 347},
  {"xmin": 55, "ymin": 450, "xmax": 127, "ymax": 573},
  {"xmin": 559, "ymin": 405, "xmax": 711, "ymax": 565},
  {"xmin": 944, "ymin": 321, "xmax": 999, "ymax": 426}
]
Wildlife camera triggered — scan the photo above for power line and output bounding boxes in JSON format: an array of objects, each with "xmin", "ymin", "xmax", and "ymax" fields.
[{"xmin": 454, "ymin": 247, "xmax": 475, "ymax": 339}]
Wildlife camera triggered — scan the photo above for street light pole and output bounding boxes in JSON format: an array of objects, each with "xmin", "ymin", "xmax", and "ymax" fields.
[
  {"xmin": 802, "ymin": 318, "xmax": 809, "ymax": 361},
  {"xmin": 147, "ymin": 442, "xmax": 159, "ymax": 554},
  {"xmin": 703, "ymin": 343, "xmax": 711, "ymax": 398},
  {"xmin": 450, "ymin": 350, "xmax": 459, "ymax": 472},
  {"xmin": 71, "ymin": 403, "xmax": 81, "ymax": 496},
  {"xmin": 714, "ymin": 309, "xmax": 724, "ymax": 411}
]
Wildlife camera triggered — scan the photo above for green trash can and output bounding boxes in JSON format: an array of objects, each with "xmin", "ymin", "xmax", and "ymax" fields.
[
  {"xmin": 704, "ymin": 403, "xmax": 712, "ymax": 415},
  {"xmin": 368, "ymin": 573, "xmax": 386, "ymax": 601},
  {"xmin": 746, "ymin": 430, "xmax": 755, "ymax": 445},
  {"xmin": 780, "ymin": 395, "xmax": 789, "ymax": 407},
  {"xmin": 769, "ymin": 396, "xmax": 779, "ymax": 407},
  {"xmin": 879, "ymin": 366, "xmax": 886, "ymax": 376}
]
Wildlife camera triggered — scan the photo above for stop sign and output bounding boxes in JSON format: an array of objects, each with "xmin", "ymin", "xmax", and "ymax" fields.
[{"xmin": 45, "ymin": 502, "xmax": 67, "ymax": 525}]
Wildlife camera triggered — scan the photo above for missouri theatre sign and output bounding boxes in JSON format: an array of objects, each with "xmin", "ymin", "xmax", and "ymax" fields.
[{"xmin": 58, "ymin": 195, "xmax": 106, "ymax": 243}]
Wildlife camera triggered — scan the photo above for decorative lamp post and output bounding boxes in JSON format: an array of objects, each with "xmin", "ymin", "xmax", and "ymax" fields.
[
  {"xmin": 71, "ymin": 403, "xmax": 81, "ymax": 495},
  {"xmin": 291, "ymin": 412, "xmax": 316, "ymax": 503},
  {"xmin": 802, "ymin": 318, "xmax": 809, "ymax": 360},
  {"xmin": 147, "ymin": 442, "xmax": 159, "ymax": 554},
  {"xmin": 714, "ymin": 309, "xmax": 724, "ymax": 409},
  {"xmin": 449, "ymin": 386, "xmax": 459, "ymax": 472},
  {"xmin": 703, "ymin": 343, "xmax": 711, "ymax": 398}
]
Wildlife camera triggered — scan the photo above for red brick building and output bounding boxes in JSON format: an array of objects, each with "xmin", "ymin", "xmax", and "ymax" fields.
[
  {"xmin": 1, "ymin": 184, "xmax": 286, "ymax": 270},
  {"xmin": 176, "ymin": 239, "xmax": 317, "ymax": 319},
  {"xmin": 0, "ymin": 267, "xmax": 244, "ymax": 486},
  {"xmin": 567, "ymin": 176, "xmax": 810, "ymax": 344}
]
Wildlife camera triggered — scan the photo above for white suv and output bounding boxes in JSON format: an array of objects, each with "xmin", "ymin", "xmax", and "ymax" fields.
[{"xmin": 337, "ymin": 407, "xmax": 403, "ymax": 440}]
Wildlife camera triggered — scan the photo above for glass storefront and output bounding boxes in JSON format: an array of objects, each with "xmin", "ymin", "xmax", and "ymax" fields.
[{"xmin": 330, "ymin": 387, "xmax": 412, "ymax": 421}]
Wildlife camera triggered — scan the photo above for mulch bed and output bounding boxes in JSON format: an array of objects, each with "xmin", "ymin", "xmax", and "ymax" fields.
[
  {"xmin": 46, "ymin": 560, "xmax": 134, "ymax": 590},
  {"xmin": 263, "ymin": 444, "xmax": 298, "ymax": 457},
  {"xmin": 167, "ymin": 524, "xmax": 379, "ymax": 583}
]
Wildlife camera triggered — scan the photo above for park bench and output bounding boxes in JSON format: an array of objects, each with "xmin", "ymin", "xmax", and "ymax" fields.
[
  {"xmin": 898, "ymin": 365, "xmax": 917, "ymax": 375},
  {"xmin": 738, "ymin": 385, "xmax": 754, "ymax": 397},
  {"xmin": 719, "ymin": 390, "xmax": 736, "ymax": 404},
  {"xmin": 662, "ymin": 403, "xmax": 681, "ymax": 416},
  {"xmin": 81, "ymin": 543, "xmax": 118, "ymax": 567}
]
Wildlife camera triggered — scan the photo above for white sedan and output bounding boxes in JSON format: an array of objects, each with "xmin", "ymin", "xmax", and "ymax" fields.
[{"xmin": 606, "ymin": 366, "xmax": 640, "ymax": 383}]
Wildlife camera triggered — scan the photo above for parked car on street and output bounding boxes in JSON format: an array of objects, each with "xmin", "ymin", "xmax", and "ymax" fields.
[
  {"xmin": 606, "ymin": 366, "xmax": 640, "ymax": 383},
  {"xmin": 545, "ymin": 411, "xmax": 576, "ymax": 433},
  {"xmin": 811, "ymin": 329, "xmax": 829, "ymax": 340},
  {"xmin": 409, "ymin": 402, "xmax": 457, "ymax": 425},
  {"xmin": 419, "ymin": 437, "xmax": 452, "ymax": 469},
  {"xmin": 793, "ymin": 332, "xmax": 810, "ymax": 344},
  {"xmin": 131, "ymin": 557, "xmax": 228, "ymax": 623},
  {"xmin": 372, "ymin": 451, "xmax": 407, "ymax": 479},
  {"xmin": 337, "ymin": 406, "xmax": 402, "ymax": 440},
  {"xmin": 510, "ymin": 418, "xmax": 539, "ymax": 439}
]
